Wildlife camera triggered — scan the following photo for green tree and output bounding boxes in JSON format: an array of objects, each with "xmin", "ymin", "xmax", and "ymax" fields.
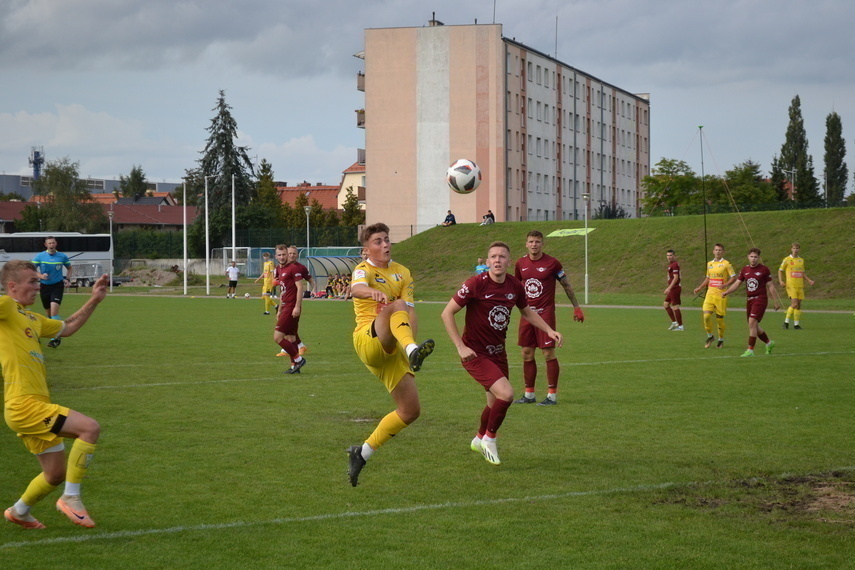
[
  {"xmin": 119, "ymin": 164, "xmax": 148, "ymax": 198},
  {"xmin": 823, "ymin": 111, "xmax": 848, "ymax": 206},
  {"xmin": 0, "ymin": 192, "xmax": 26, "ymax": 201},
  {"xmin": 777, "ymin": 95, "xmax": 821, "ymax": 206},
  {"xmin": 24, "ymin": 157, "xmax": 106, "ymax": 232},
  {"xmin": 341, "ymin": 186, "xmax": 366, "ymax": 226},
  {"xmin": 195, "ymin": 90, "xmax": 256, "ymax": 247},
  {"xmin": 640, "ymin": 158, "xmax": 698, "ymax": 215},
  {"xmin": 255, "ymin": 159, "xmax": 285, "ymax": 225},
  {"xmin": 719, "ymin": 160, "xmax": 777, "ymax": 209}
]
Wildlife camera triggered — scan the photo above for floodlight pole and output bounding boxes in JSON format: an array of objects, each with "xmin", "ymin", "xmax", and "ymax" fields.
[
  {"xmin": 204, "ymin": 175, "xmax": 215, "ymax": 296},
  {"xmin": 231, "ymin": 174, "xmax": 236, "ymax": 263},
  {"xmin": 108, "ymin": 210, "xmax": 114, "ymax": 293},
  {"xmin": 582, "ymin": 192, "xmax": 591, "ymax": 305},
  {"xmin": 304, "ymin": 205, "xmax": 311, "ymax": 255},
  {"xmin": 182, "ymin": 181, "xmax": 187, "ymax": 295}
]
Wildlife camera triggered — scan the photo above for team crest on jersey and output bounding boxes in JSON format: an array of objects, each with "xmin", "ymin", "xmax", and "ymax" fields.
[
  {"xmin": 746, "ymin": 278, "xmax": 759, "ymax": 293},
  {"xmin": 457, "ymin": 284, "xmax": 470, "ymax": 299},
  {"xmin": 488, "ymin": 305, "xmax": 511, "ymax": 331},
  {"xmin": 392, "ymin": 273, "xmax": 402, "ymax": 282},
  {"xmin": 537, "ymin": 267, "xmax": 546, "ymax": 272},
  {"xmin": 524, "ymin": 278, "xmax": 543, "ymax": 299}
]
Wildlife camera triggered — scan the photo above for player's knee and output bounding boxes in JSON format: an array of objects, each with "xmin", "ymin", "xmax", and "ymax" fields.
[
  {"xmin": 79, "ymin": 418, "xmax": 101, "ymax": 442},
  {"xmin": 399, "ymin": 404, "xmax": 420, "ymax": 424},
  {"xmin": 44, "ymin": 468, "xmax": 66, "ymax": 487}
]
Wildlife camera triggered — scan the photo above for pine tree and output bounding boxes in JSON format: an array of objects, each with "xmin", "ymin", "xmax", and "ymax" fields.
[
  {"xmin": 256, "ymin": 159, "xmax": 284, "ymax": 224},
  {"xmin": 823, "ymin": 111, "xmax": 848, "ymax": 206},
  {"xmin": 119, "ymin": 165, "xmax": 149, "ymax": 198},
  {"xmin": 778, "ymin": 95, "xmax": 820, "ymax": 206},
  {"xmin": 198, "ymin": 90, "xmax": 256, "ymax": 214}
]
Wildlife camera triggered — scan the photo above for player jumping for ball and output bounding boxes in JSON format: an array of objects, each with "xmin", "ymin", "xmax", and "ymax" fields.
[{"xmin": 346, "ymin": 223, "xmax": 435, "ymax": 486}]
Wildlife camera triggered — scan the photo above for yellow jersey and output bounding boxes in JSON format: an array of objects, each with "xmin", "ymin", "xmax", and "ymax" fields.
[
  {"xmin": 351, "ymin": 260, "xmax": 414, "ymax": 331},
  {"xmin": 0, "ymin": 295, "xmax": 64, "ymax": 402},
  {"xmin": 261, "ymin": 260, "xmax": 275, "ymax": 284},
  {"xmin": 779, "ymin": 255, "xmax": 807, "ymax": 286},
  {"xmin": 705, "ymin": 258, "xmax": 736, "ymax": 298}
]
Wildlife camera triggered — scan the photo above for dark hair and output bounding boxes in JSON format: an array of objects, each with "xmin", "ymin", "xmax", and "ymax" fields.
[
  {"xmin": 361, "ymin": 223, "xmax": 390, "ymax": 244},
  {"xmin": 526, "ymin": 230, "xmax": 544, "ymax": 239},
  {"xmin": 666, "ymin": 249, "xmax": 675, "ymax": 255},
  {"xmin": 714, "ymin": 243, "xmax": 724, "ymax": 249},
  {"xmin": 748, "ymin": 247, "xmax": 761, "ymax": 256}
]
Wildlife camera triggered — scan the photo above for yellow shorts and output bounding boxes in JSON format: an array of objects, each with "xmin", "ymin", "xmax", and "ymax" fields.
[
  {"xmin": 262, "ymin": 282, "xmax": 275, "ymax": 295},
  {"xmin": 4, "ymin": 395, "xmax": 69, "ymax": 454},
  {"xmin": 786, "ymin": 286, "xmax": 804, "ymax": 300},
  {"xmin": 702, "ymin": 294, "xmax": 728, "ymax": 316},
  {"xmin": 353, "ymin": 324, "xmax": 412, "ymax": 393}
]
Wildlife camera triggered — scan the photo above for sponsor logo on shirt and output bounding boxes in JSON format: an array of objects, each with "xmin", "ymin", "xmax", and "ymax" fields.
[
  {"xmin": 353, "ymin": 269, "xmax": 366, "ymax": 280},
  {"xmin": 488, "ymin": 305, "xmax": 511, "ymax": 331}
]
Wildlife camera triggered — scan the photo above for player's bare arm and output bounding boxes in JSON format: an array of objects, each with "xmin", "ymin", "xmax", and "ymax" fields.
[
  {"xmin": 351, "ymin": 282, "xmax": 389, "ymax": 304},
  {"xmin": 767, "ymin": 280, "xmax": 782, "ymax": 311},
  {"xmin": 292, "ymin": 277, "xmax": 305, "ymax": 317},
  {"xmin": 60, "ymin": 274, "xmax": 109, "ymax": 337},
  {"xmin": 520, "ymin": 306, "xmax": 563, "ymax": 347},
  {"xmin": 440, "ymin": 298, "xmax": 477, "ymax": 362},
  {"xmin": 557, "ymin": 274, "xmax": 584, "ymax": 322},
  {"xmin": 693, "ymin": 277, "xmax": 710, "ymax": 295},
  {"xmin": 721, "ymin": 278, "xmax": 742, "ymax": 297}
]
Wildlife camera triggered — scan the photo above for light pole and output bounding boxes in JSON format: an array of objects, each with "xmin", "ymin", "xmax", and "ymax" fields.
[
  {"xmin": 108, "ymin": 210, "xmax": 114, "ymax": 293},
  {"xmin": 231, "ymin": 174, "xmax": 236, "ymax": 263},
  {"xmin": 304, "ymin": 205, "xmax": 312, "ymax": 254},
  {"xmin": 582, "ymin": 192, "xmax": 590, "ymax": 305},
  {"xmin": 204, "ymin": 175, "xmax": 216, "ymax": 296},
  {"xmin": 182, "ymin": 181, "xmax": 187, "ymax": 295}
]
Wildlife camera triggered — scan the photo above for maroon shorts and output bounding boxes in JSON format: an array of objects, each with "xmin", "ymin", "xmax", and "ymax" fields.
[
  {"xmin": 517, "ymin": 311, "xmax": 557, "ymax": 349},
  {"xmin": 665, "ymin": 286, "xmax": 682, "ymax": 305},
  {"xmin": 746, "ymin": 297, "xmax": 768, "ymax": 322},
  {"xmin": 275, "ymin": 307, "xmax": 300, "ymax": 335},
  {"xmin": 462, "ymin": 353, "xmax": 509, "ymax": 390}
]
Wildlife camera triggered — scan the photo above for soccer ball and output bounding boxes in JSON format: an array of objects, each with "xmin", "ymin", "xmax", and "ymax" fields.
[
  {"xmin": 244, "ymin": 292, "xmax": 251, "ymax": 299},
  {"xmin": 446, "ymin": 159, "xmax": 481, "ymax": 194}
]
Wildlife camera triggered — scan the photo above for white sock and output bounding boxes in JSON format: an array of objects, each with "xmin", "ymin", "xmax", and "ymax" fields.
[
  {"xmin": 794, "ymin": 321, "xmax": 800, "ymax": 325},
  {"xmin": 361, "ymin": 443, "xmax": 375, "ymax": 460},
  {"xmin": 64, "ymin": 482, "xmax": 81, "ymax": 496},
  {"xmin": 547, "ymin": 393, "xmax": 557, "ymax": 401},
  {"xmin": 405, "ymin": 343, "xmax": 418, "ymax": 357},
  {"xmin": 293, "ymin": 356, "xmax": 303, "ymax": 363},
  {"xmin": 298, "ymin": 343, "xmax": 306, "ymax": 350},
  {"xmin": 525, "ymin": 391, "xmax": 535, "ymax": 398},
  {"xmin": 13, "ymin": 499, "xmax": 30, "ymax": 515}
]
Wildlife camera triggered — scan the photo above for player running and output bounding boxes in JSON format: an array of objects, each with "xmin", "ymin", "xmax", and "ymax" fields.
[
  {"xmin": 272, "ymin": 245, "xmax": 307, "ymax": 373},
  {"xmin": 663, "ymin": 249, "xmax": 684, "ymax": 331},
  {"xmin": 693, "ymin": 243, "xmax": 736, "ymax": 349},
  {"xmin": 778, "ymin": 242, "xmax": 815, "ymax": 330},
  {"xmin": 513, "ymin": 230, "xmax": 583, "ymax": 406},
  {"xmin": 254, "ymin": 251, "xmax": 277, "ymax": 314},
  {"xmin": 723, "ymin": 248, "xmax": 780, "ymax": 356},
  {"xmin": 2, "ymin": 261, "xmax": 108, "ymax": 529},
  {"xmin": 442, "ymin": 241, "xmax": 562, "ymax": 465},
  {"xmin": 346, "ymin": 223, "xmax": 434, "ymax": 486},
  {"xmin": 32, "ymin": 236, "xmax": 73, "ymax": 349}
]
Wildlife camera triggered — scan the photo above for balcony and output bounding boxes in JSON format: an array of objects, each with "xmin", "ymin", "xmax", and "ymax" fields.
[
  {"xmin": 357, "ymin": 71, "xmax": 365, "ymax": 92},
  {"xmin": 356, "ymin": 108, "xmax": 365, "ymax": 129}
]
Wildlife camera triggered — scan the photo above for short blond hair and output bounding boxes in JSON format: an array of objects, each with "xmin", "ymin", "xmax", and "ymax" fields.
[{"xmin": 0, "ymin": 260, "xmax": 37, "ymax": 290}]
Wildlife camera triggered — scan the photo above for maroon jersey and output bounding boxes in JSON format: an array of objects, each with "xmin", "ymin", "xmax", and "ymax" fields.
[
  {"xmin": 738, "ymin": 264, "xmax": 772, "ymax": 300},
  {"xmin": 667, "ymin": 261, "xmax": 681, "ymax": 287},
  {"xmin": 452, "ymin": 272, "xmax": 527, "ymax": 357},
  {"xmin": 514, "ymin": 253, "xmax": 565, "ymax": 317},
  {"xmin": 275, "ymin": 262, "xmax": 306, "ymax": 308}
]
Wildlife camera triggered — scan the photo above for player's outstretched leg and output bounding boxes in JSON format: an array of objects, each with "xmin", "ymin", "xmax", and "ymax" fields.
[{"xmin": 347, "ymin": 445, "xmax": 366, "ymax": 487}]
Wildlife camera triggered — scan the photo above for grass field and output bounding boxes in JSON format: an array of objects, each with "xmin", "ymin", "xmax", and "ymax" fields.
[{"xmin": 2, "ymin": 293, "xmax": 853, "ymax": 568}]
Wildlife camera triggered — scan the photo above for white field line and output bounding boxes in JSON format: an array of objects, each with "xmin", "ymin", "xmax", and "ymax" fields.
[
  {"xmin": 5, "ymin": 466, "xmax": 854, "ymax": 550},
  {"xmin": 52, "ymin": 350, "xmax": 855, "ymax": 392}
]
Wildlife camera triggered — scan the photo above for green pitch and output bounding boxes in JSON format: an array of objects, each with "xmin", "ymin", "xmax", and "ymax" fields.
[{"xmin": 2, "ymin": 295, "xmax": 853, "ymax": 567}]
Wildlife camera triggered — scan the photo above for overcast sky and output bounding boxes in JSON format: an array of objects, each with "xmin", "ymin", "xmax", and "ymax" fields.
[{"xmin": 1, "ymin": 0, "xmax": 853, "ymax": 193}]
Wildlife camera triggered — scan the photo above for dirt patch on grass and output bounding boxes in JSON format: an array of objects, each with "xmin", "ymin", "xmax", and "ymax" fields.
[
  {"xmin": 659, "ymin": 471, "xmax": 855, "ymax": 525},
  {"xmin": 121, "ymin": 268, "xmax": 180, "ymax": 287}
]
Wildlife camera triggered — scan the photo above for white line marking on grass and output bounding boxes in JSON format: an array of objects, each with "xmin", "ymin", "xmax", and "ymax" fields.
[
  {"xmin": 52, "ymin": 351, "xmax": 854, "ymax": 392},
  {"xmin": 4, "ymin": 467, "xmax": 853, "ymax": 550}
]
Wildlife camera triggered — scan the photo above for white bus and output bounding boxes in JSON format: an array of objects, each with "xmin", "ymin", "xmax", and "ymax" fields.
[{"xmin": 0, "ymin": 232, "xmax": 113, "ymax": 287}]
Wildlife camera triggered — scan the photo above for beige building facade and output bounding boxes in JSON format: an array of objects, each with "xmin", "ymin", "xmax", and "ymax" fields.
[{"xmin": 359, "ymin": 20, "xmax": 650, "ymax": 241}]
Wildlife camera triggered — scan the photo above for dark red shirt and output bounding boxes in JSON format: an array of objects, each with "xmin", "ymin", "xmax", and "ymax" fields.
[
  {"xmin": 667, "ymin": 261, "xmax": 681, "ymax": 287},
  {"xmin": 514, "ymin": 253, "xmax": 565, "ymax": 317},
  {"xmin": 275, "ymin": 262, "xmax": 306, "ymax": 308},
  {"xmin": 737, "ymin": 264, "xmax": 772, "ymax": 300},
  {"xmin": 452, "ymin": 272, "xmax": 527, "ymax": 357}
]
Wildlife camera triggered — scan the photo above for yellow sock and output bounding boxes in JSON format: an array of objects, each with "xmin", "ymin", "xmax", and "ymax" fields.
[
  {"xmin": 786, "ymin": 306, "xmax": 794, "ymax": 321},
  {"xmin": 21, "ymin": 472, "xmax": 58, "ymax": 506},
  {"xmin": 794, "ymin": 309, "xmax": 801, "ymax": 323},
  {"xmin": 66, "ymin": 440, "xmax": 97, "ymax": 485},
  {"xmin": 716, "ymin": 315, "xmax": 726, "ymax": 339},
  {"xmin": 703, "ymin": 312, "xmax": 714, "ymax": 335},
  {"xmin": 389, "ymin": 310, "xmax": 416, "ymax": 348},
  {"xmin": 366, "ymin": 410, "xmax": 409, "ymax": 450}
]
